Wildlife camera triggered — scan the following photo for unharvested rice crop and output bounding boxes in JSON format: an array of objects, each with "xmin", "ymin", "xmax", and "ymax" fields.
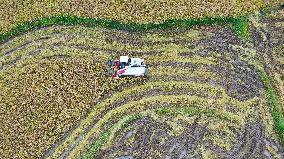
[
  {"xmin": 1, "ymin": 1, "xmax": 284, "ymax": 159},
  {"xmin": 0, "ymin": 0, "xmax": 281, "ymax": 33}
]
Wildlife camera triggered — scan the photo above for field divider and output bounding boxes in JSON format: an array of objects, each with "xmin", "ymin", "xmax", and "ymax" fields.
[{"xmin": 0, "ymin": 15, "xmax": 250, "ymax": 44}]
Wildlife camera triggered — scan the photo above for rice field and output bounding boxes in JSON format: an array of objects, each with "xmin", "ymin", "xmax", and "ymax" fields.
[{"xmin": 0, "ymin": 2, "xmax": 284, "ymax": 159}]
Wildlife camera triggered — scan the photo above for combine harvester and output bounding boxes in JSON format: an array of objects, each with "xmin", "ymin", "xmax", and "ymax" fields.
[{"xmin": 107, "ymin": 56, "xmax": 148, "ymax": 79}]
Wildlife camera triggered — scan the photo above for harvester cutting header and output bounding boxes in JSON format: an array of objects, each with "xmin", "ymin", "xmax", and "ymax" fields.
[{"xmin": 107, "ymin": 56, "xmax": 148, "ymax": 79}]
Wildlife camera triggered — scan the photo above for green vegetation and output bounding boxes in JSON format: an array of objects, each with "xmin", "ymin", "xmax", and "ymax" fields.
[
  {"xmin": 82, "ymin": 131, "xmax": 111, "ymax": 159},
  {"xmin": 0, "ymin": 15, "xmax": 252, "ymax": 44},
  {"xmin": 232, "ymin": 16, "xmax": 251, "ymax": 41},
  {"xmin": 259, "ymin": 68, "xmax": 284, "ymax": 145}
]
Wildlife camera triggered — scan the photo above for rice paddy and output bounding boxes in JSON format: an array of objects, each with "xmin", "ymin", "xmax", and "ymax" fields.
[{"xmin": 0, "ymin": 1, "xmax": 284, "ymax": 159}]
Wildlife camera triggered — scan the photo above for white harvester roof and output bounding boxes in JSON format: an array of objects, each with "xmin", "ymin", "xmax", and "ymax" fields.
[
  {"xmin": 120, "ymin": 56, "xmax": 129, "ymax": 63},
  {"xmin": 130, "ymin": 58, "xmax": 144, "ymax": 65},
  {"xmin": 119, "ymin": 56, "xmax": 145, "ymax": 66}
]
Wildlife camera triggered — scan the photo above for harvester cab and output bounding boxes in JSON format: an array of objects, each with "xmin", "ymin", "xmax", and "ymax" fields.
[{"xmin": 107, "ymin": 56, "xmax": 148, "ymax": 79}]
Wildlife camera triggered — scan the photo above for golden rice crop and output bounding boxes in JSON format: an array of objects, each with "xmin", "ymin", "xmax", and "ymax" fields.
[{"xmin": 0, "ymin": 0, "xmax": 280, "ymax": 33}]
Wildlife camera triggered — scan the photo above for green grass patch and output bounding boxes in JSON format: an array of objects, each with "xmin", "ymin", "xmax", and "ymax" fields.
[
  {"xmin": 82, "ymin": 115, "xmax": 141, "ymax": 159},
  {"xmin": 0, "ymin": 15, "xmax": 250, "ymax": 44},
  {"xmin": 259, "ymin": 68, "xmax": 284, "ymax": 146},
  {"xmin": 231, "ymin": 16, "xmax": 251, "ymax": 42},
  {"xmin": 81, "ymin": 131, "xmax": 111, "ymax": 159}
]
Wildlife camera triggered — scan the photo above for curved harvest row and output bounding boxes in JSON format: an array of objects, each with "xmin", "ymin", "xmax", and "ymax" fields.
[{"xmin": 0, "ymin": 16, "xmax": 283, "ymax": 159}]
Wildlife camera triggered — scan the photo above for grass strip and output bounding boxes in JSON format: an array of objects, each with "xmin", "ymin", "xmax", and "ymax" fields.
[
  {"xmin": 231, "ymin": 16, "xmax": 251, "ymax": 41},
  {"xmin": 259, "ymin": 67, "xmax": 284, "ymax": 146},
  {"xmin": 82, "ymin": 115, "xmax": 140, "ymax": 159},
  {"xmin": 81, "ymin": 131, "xmax": 111, "ymax": 159},
  {"xmin": 0, "ymin": 15, "xmax": 249, "ymax": 44}
]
